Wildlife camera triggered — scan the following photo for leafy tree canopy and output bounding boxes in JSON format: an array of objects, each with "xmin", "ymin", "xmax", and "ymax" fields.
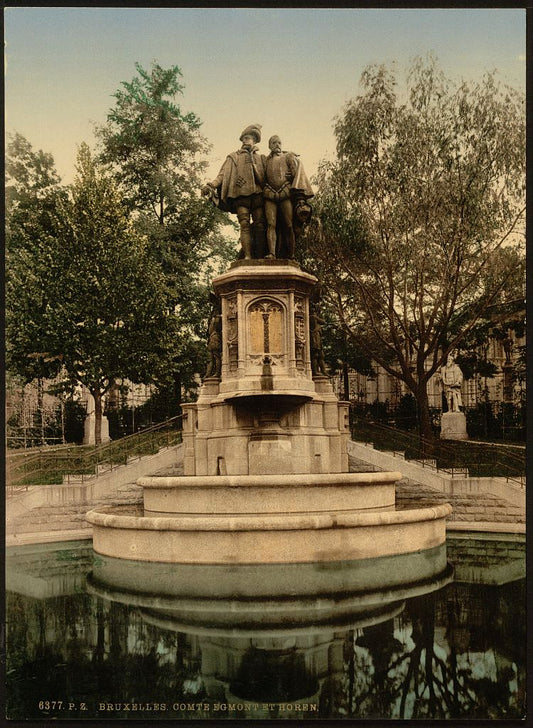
[
  {"xmin": 6, "ymin": 132, "xmax": 67, "ymax": 255},
  {"xmin": 95, "ymin": 61, "xmax": 235, "ymax": 403},
  {"xmin": 301, "ymin": 56, "xmax": 525, "ymax": 439},
  {"xmin": 6, "ymin": 143, "xmax": 179, "ymax": 443}
]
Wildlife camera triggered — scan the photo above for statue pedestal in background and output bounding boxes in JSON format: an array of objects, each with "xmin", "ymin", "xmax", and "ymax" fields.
[
  {"xmin": 83, "ymin": 412, "xmax": 110, "ymax": 446},
  {"xmin": 440, "ymin": 411, "xmax": 468, "ymax": 441},
  {"xmin": 82, "ymin": 391, "xmax": 110, "ymax": 445},
  {"xmin": 440, "ymin": 353, "xmax": 468, "ymax": 441}
]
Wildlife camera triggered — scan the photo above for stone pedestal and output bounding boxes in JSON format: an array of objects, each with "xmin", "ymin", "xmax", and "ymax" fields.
[
  {"xmin": 83, "ymin": 413, "xmax": 110, "ymax": 445},
  {"xmin": 88, "ymin": 259, "xmax": 452, "ymax": 566},
  {"xmin": 440, "ymin": 410, "xmax": 468, "ymax": 441},
  {"xmin": 182, "ymin": 261, "xmax": 350, "ymax": 476}
]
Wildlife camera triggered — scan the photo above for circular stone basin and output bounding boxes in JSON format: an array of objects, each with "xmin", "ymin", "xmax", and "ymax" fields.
[
  {"xmin": 86, "ymin": 546, "xmax": 453, "ymax": 636},
  {"xmin": 86, "ymin": 501, "xmax": 452, "ymax": 565},
  {"xmin": 138, "ymin": 471, "xmax": 400, "ymax": 516}
]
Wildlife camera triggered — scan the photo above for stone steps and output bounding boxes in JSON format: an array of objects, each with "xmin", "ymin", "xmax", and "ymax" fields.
[
  {"xmin": 7, "ymin": 482, "xmax": 143, "ymax": 535},
  {"xmin": 395, "ymin": 476, "xmax": 525, "ymax": 523},
  {"xmin": 350, "ymin": 450, "xmax": 525, "ymax": 525}
]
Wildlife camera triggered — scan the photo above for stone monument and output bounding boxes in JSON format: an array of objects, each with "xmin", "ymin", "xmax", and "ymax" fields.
[
  {"xmin": 87, "ymin": 126, "xmax": 451, "ymax": 566},
  {"xmin": 202, "ymin": 126, "xmax": 313, "ymax": 260},
  {"xmin": 82, "ymin": 391, "xmax": 110, "ymax": 446},
  {"xmin": 262, "ymin": 134, "xmax": 314, "ymax": 259},
  {"xmin": 440, "ymin": 353, "xmax": 468, "ymax": 440}
]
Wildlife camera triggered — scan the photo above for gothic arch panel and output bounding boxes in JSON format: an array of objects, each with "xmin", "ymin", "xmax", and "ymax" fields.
[{"xmin": 247, "ymin": 298, "xmax": 285, "ymax": 355}]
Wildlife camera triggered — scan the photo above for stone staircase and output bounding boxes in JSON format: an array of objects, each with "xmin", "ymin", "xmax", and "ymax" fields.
[
  {"xmin": 8, "ymin": 448, "xmax": 523, "ymax": 547},
  {"xmin": 6, "ymin": 482, "xmax": 143, "ymax": 541},
  {"xmin": 349, "ymin": 454, "xmax": 525, "ymax": 525},
  {"xmin": 395, "ymin": 476, "xmax": 525, "ymax": 524},
  {"xmin": 6, "ymin": 444, "xmax": 183, "ymax": 545}
]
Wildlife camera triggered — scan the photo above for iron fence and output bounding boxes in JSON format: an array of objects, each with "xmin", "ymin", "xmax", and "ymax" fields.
[
  {"xmin": 6, "ymin": 415, "xmax": 182, "ymax": 493},
  {"xmin": 351, "ymin": 416, "xmax": 525, "ymax": 488}
]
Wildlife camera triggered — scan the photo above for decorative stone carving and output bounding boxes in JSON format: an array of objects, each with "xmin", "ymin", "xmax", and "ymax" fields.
[
  {"xmin": 226, "ymin": 295, "xmax": 238, "ymax": 372},
  {"xmin": 204, "ymin": 297, "xmax": 222, "ymax": 379},
  {"xmin": 310, "ymin": 307, "xmax": 327, "ymax": 377},
  {"xmin": 249, "ymin": 300, "xmax": 283, "ymax": 355},
  {"xmin": 294, "ymin": 296, "xmax": 306, "ymax": 370}
]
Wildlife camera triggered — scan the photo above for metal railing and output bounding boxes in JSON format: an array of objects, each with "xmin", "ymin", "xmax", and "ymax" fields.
[
  {"xmin": 6, "ymin": 415, "xmax": 182, "ymax": 492},
  {"xmin": 351, "ymin": 417, "xmax": 525, "ymax": 488}
]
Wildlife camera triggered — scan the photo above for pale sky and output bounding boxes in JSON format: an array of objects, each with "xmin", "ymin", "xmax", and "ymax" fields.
[{"xmin": 4, "ymin": 7, "xmax": 526, "ymax": 184}]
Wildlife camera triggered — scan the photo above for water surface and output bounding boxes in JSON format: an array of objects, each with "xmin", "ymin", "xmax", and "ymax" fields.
[{"xmin": 5, "ymin": 535, "xmax": 525, "ymax": 721}]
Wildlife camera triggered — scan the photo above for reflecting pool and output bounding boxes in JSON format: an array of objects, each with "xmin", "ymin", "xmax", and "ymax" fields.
[{"xmin": 5, "ymin": 533, "xmax": 525, "ymax": 721}]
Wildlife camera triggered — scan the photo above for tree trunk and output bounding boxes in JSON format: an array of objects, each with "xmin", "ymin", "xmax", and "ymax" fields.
[
  {"xmin": 415, "ymin": 382, "xmax": 434, "ymax": 449},
  {"xmin": 159, "ymin": 189, "xmax": 165, "ymax": 226},
  {"xmin": 93, "ymin": 388, "xmax": 103, "ymax": 445},
  {"xmin": 60, "ymin": 397, "xmax": 66, "ymax": 444},
  {"xmin": 37, "ymin": 377, "xmax": 45, "ymax": 445}
]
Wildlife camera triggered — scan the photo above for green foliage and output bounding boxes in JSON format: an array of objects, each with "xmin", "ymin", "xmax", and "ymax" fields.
[
  {"xmin": 5, "ymin": 135, "xmax": 68, "ymax": 383},
  {"xmin": 63, "ymin": 399, "xmax": 87, "ymax": 444},
  {"xmin": 302, "ymin": 56, "xmax": 525, "ymax": 439},
  {"xmin": 96, "ymin": 61, "xmax": 234, "ymax": 391},
  {"xmin": 98, "ymin": 63, "xmax": 203, "ymax": 215},
  {"xmin": 465, "ymin": 400, "xmax": 525, "ymax": 443},
  {"xmin": 394, "ymin": 393, "xmax": 418, "ymax": 430},
  {"xmin": 315, "ymin": 300, "xmax": 374, "ymax": 377},
  {"xmin": 451, "ymin": 297, "xmax": 525, "ymax": 380},
  {"xmin": 6, "ymin": 143, "xmax": 177, "ymax": 415},
  {"xmin": 5, "ymin": 132, "xmax": 65, "ymax": 252}
]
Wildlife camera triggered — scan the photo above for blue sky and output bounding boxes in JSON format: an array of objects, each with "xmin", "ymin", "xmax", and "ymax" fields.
[{"xmin": 5, "ymin": 7, "xmax": 526, "ymax": 183}]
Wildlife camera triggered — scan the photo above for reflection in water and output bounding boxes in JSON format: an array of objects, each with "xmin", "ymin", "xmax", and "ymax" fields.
[{"xmin": 5, "ymin": 537, "xmax": 525, "ymax": 721}]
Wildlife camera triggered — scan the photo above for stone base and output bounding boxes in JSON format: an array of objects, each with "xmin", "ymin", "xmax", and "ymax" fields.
[
  {"xmin": 182, "ymin": 393, "xmax": 350, "ymax": 476},
  {"xmin": 440, "ymin": 411, "xmax": 468, "ymax": 440},
  {"xmin": 139, "ymin": 471, "xmax": 398, "ymax": 515},
  {"xmin": 83, "ymin": 414, "xmax": 110, "ymax": 445},
  {"xmin": 87, "ymin": 501, "xmax": 452, "ymax": 564}
]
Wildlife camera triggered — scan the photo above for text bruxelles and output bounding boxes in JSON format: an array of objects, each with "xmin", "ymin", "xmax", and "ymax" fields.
[{"xmin": 97, "ymin": 702, "xmax": 318, "ymax": 712}]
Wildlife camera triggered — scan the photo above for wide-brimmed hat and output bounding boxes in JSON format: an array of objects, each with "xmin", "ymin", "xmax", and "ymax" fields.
[{"xmin": 239, "ymin": 124, "xmax": 262, "ymax": 143}]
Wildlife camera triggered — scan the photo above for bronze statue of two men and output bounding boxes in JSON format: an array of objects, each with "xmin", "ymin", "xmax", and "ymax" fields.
[{"xmin": 202, "ymin": 124, "xmax": 314, "ymax": 260}]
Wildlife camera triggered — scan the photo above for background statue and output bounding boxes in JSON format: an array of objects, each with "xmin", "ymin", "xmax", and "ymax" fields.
[
  {"xmin": 440, "ymin": 353, "xmax": 463, "ymax": 412},
  {"xmin": 202, "ymin": 124, "xmax": 266, "ymax": 259},
  {"xmin": 310, "ymin": 309, "xmax": 327, "ymax": 376},
  {"xmin": 502, "ymin": 335, "xmax": 513, "ymax": 364},
  {"xmin": 263, "ymin": 135, "xmax": 314, "ymax": 259},
  {"xmin": 205, "ymin": 297, "xmax": 222, "ymax": 378}
]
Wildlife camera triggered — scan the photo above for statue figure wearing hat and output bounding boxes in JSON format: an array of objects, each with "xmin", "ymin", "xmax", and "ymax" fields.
[
  {"xmin": 202, "ymin": 124, "xmax": 266, "ymax": 259},
  {"xmin": 263, "ymin": 135, "xmax": 314, "ymax": 259}
]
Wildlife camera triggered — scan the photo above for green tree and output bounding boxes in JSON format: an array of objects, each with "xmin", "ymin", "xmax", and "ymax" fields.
[
  {"xmin": 96, "ymin": 62, "xmax": 232, "ymax": 409},
  {"xmin": 5, "ymin": 134, "xmax": 70, "ymax": 443},
  {"xmin": 6, "ymin": 143, "xmax": 177, "ymax": 444},
  {"xmin": 6, "ymin": 132, "xmax": 65, "ymax": 250},
  {"xmin": 302, "ymin": 57, "xmax": 525, "ymax": 441},
  {"xmin": 5, "ymin": 133, "xmax": 68, "ymax": 382}
]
